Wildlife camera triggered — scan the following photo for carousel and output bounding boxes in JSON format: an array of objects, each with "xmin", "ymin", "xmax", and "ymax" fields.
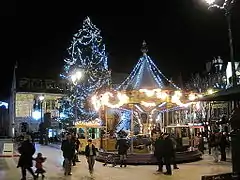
[{"xmin": 90, "ymin": 41, "xmax": 202, "ymax": 164}]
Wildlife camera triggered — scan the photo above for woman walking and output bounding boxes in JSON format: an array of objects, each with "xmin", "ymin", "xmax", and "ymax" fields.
[{"xmin": 17, "ymin": 135, "xmax": 37, "ymax": 180}]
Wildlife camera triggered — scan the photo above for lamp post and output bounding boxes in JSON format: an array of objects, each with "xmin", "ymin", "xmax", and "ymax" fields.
[
  {"xmin": 204, "ymin": 0, "xmax": 237, "ymax": 87},
  {"xmin": 204, "ymin": 1, "xmax": 239, "ymax": 177},
  {"xmin": 70, "ymin": 70, "xmax": 84, "ymax": 124},
  {"xmin": 39, "ymin": 95, "xmax": 44, "ymax": 145}
]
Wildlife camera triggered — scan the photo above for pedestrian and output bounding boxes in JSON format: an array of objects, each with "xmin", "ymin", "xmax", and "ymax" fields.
[
  {"xmin": 220, "ymin": 132, "xmax": 227, "ymax": 161},
  {"xmin": 73, "ymin": 136, "xmax": 81, "ymax": 163},
  {"xmin": 71, "ymin": 133, "xmax": 77, "ymax": 166},
  {"xmin": 153, "ymin": 133, "xmax": 164, "ymax": 173},
  {"xmin": 212, "ymin": 132, "xmax": 220, "ymax": 162},
  {"xmin": 61, "ymin": 133, "xmax": 75, "ymax": 176},
  {"xmin": 115, "ymin": 135, "xmax": 129, "ymax": 167},
  {"xmin": 170, "ymin": 134, "xmax": 179, "ymax": 169},
  {"xmin": 17, "ymin": 135, "xmax": 37, "ymax": 180},
  {"xmin": 85, "ymin": 139, "xmax": 97, "ymax": 174},
  {"xmin": 208, "ymin": 132, "xmax": 214, "ymax": 155},
  {"xmin": 162, "ymin": 133, "xmax": 174, "ymax": 175},
  {"xmin": 198, "ymin": 133, "xmax": 205, "ymax": 154},
  {"xmin": 33, "ymin": 153, "xmax": 46, "ymax": 179}
]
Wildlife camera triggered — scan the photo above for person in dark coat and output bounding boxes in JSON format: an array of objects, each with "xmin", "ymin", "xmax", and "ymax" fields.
[
  {"xmin": 71, "ymin": 134, "xmax": 77, "ymax": 166},
  {"xmin": 154, "ymin": 133, "xmax": 164, "ymax": 172},
  {"xmin": 220, "ymin": 132, "xmax": 227, "ymax": 161},
  {"xmin": 85, "ymin": 139, "xmax": 97, "ymax": 174},
  {"xmin": 162, "ymin": 133, "xmax": 174, "ymax": 175},
  {"xmin": 61, "ymin": 133, "xmax": 75, "ymax": 176},
  {"xmin": 75, "ymin": 137, "xmax": 81, "ymax": 162},
  {"xmin": 115, "ymin": 136, "xmax": 129, "ymax": 167},
  {"xmin": 170, "ymin": 134, "xmax": 179, "ymax": 169},
  {"xmin": 17, "ymin": 135, "xmax": 37, "ymax": 180},
  {"xmin": 198, "ymin": 133, "xmax": 205, "ymax": 154},
  {"xmin": 208, "ymin": 132, "xmax": 214, "ymax": 155}
]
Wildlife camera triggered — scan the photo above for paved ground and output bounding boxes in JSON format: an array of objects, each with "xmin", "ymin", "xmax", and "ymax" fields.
[{"xmin": 0, "ymin": 144, "xmax": 232, "ymax": 180}]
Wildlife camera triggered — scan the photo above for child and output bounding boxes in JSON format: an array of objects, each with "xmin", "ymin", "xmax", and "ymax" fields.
[{"xmin": 34, "ymin": 153, "xmax": 46, "ymax": 179}]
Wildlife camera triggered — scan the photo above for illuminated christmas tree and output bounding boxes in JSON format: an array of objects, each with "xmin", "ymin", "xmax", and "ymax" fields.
[{"xmin": 61, "ymin": 17, "xmax": 110, "ymax": 122}]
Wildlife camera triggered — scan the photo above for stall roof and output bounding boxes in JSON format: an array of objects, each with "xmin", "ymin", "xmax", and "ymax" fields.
[{"xmin": 198, "ymin": 85, "xmax": 240, "ymax": 101}]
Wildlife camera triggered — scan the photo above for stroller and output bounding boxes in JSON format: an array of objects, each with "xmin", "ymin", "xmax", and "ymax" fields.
[{"xmin": 103, "ymin": 153, "xmax": 119, "ymax": 167}]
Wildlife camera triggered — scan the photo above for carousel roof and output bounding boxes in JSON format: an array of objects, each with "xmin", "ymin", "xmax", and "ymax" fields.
[{"xmin": 117, "ymin": 41, "xmax": 180, "ymax": 90}]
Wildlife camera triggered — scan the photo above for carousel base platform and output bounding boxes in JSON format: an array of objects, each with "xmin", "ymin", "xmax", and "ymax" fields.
[{"xmin": 96, "ymin": 149, "xmax": 202, "ymax": 165}]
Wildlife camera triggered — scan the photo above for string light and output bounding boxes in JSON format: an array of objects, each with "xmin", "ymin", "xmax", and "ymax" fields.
[
  {"xmin": 117, "ymin": 41, "xmax": 180, "ymax": 90},
  {"xmin": 91, "ymin": 91, "xmax": 129, "ymax": 111},
  {"xmin": 140, "ymin": 101, "xmax": 156, "ymax": 107},
  {"xmin": 204, "ymin": 0, "xmax": 233, "ymax": 10},
  {"xmin": 75, "ymin": 118, "xmax": 102, "ymax": 127}
]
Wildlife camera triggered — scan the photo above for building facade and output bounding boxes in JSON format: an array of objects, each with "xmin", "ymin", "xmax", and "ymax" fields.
[
  {"xmin": 9, "ymin": 73, "xmax": 128, "ymax": 137},
  {"xmin": 10, "ymin": 78, "xmax": 67, "ymax": 136}
]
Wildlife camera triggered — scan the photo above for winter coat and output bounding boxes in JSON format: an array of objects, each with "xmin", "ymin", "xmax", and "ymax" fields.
[
  {"xmin": 34, "ymin": 157, "xmax": 46, "ymax": 169},
  {"xmin": 17, "ymin": 140, "xmax": 35, "ymax": 168},
  {"xmin": 85, "ymin": 144, "xmax": 97, "ymax": 157},
  {"xmin": 75, "ymin": 139, "xmax": 80, "ymax": 150},
  {"xmin": 115, "ymin": 138, "xmax": 129, "ymax": 155},
  {"xmin": 154, "ymin": 137, "xmax": 164, "ymax": 158},
  {"xmin": 61, "ymin": 139, "xmax": 75, "ymax": 160},
  {"xmin": 220, "ymin": 134, "xmax": 228, "ymax": 149},
  {"xmin": 162, "ymin": 137, "xmax": 174, "ymax": 158}
]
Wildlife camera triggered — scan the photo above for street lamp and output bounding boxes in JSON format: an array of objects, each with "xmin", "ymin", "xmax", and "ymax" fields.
[
  {"xmin": 204, "ymin": 0, "xmax": 237, "ymax": 87},
  {"xmin": 39, "ymin": 95, "xmax": 44, "ymax": 145},
  {"xmin": 39, "ymin": 95, "xmax": 44, "ymax": 122},
  {"xmin": 71, "ymin": 70, "xmax": 83, "ymax": 85},
  {"xmin": 70, "ymin": 70, "xmax": 84, "ymax": 123}
]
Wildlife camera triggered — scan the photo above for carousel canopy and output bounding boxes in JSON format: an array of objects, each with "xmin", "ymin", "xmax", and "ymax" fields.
[{"xmin": 117, "ymin": 41, "xmax": 180, "ymax": 91}]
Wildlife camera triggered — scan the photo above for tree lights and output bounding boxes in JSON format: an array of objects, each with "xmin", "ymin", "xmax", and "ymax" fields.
[{"xmin": 61, "ymin": 17, "xmax": 111, "ymax": 121}]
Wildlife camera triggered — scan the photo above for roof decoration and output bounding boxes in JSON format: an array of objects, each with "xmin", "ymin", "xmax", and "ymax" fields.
[{"xmin": 117, "ymin": 41, "xmax": 180, "ymax": 90}]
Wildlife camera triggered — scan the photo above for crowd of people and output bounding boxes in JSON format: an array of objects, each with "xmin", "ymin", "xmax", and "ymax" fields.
[{"xmin": 15, "ymin": 128, "xmax": 231, "ymax": 179}]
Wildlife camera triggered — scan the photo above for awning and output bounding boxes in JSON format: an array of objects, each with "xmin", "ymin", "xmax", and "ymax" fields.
[{"xmin": 198, "ymin": 85, "xmax": 240, "ymax": 101}]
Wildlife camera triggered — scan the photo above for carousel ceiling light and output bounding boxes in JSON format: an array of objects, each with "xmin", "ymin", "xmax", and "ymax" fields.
[
  {"xmin": 188, "ymin": 93, "xmax": 196, "ymax": 101},
  {"xmin": 207, "ymin": 89, "xmax": 214, "ymax": 95},
  {"xmin": 141, "ymin": 101, "xmax": 156, "ymax": 107},
  {"xmin": 156, "ymin": 91, "xmax": 168, "ymax": 100},
  {"xmin": 91, "ymin": 91, "xmax": 129, "ymax": 109}
]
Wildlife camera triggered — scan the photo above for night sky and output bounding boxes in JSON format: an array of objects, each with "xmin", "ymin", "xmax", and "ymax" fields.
[{"xmin": 1, "ymin": 0, "xmax": 240, "ymax": 99}]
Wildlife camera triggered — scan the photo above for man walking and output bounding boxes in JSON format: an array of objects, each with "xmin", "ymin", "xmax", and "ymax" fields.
[
  {"xmin": 154, "ymin": 133, "xmax": 164, "ymax": 172},
  {"xmin": 61, "ymin": 133, "xmax": 75, "ymax": 176},
  {"xmin": 220, "ymin": 132, "xmax": 227, "ymax": 161},
  {"xmin": 115, "ymin": 135, "xmax": 129, "ymax": 167},
  {"xmin": 162, "ymin": 133, "xmax": 174, "ymax": 175},
  {"xmin": 170, "ymin": 134, "xmax": 179, "ymax": 169},
  {"xmin": 85, "ymin": 139, "xmax": 97, "ymax": 174}
]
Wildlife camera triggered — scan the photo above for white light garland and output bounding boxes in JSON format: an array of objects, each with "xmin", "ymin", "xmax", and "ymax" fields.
[{"xmin": 91, "ymin": 91, "xmax": 129, "ymax": 111}]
